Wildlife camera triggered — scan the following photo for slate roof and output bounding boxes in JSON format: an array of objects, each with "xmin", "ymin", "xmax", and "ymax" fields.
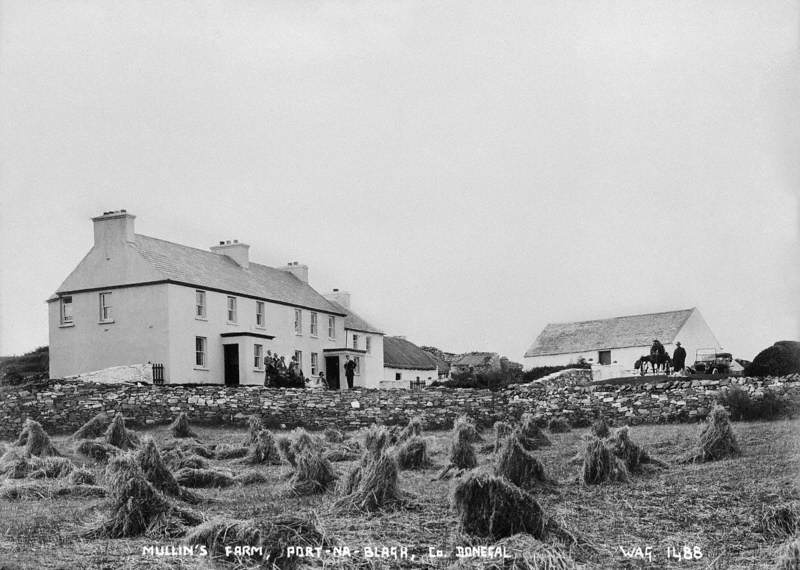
[
  {"xmin": 524, "ymin": 308, "xmax": 696, "ymax": 357},
  {"xmin": 452, "ymin": 352, "xmax": 499, "ymax": 367},
  {"xmin": 383, "ymin": 337, "xmax": 438, "ymax": 370},
  {"xmin": 56, "ymin": 234, "xmax": 346, "ymax": 315},
  {"xmin": 325, "ymin": 300, "xmax": 383, "ymax": 334}
]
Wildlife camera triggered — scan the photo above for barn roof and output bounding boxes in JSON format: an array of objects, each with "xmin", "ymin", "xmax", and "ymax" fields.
[
  {"xmin": 325, "ymin": 300, "xmax": 383, "ymax": 334},
  {"xmin": 524, "ymin": 308, "xmax": 696, "ymax": 357},
  {"xmin": 383, "ymin": 337, "xmax": 438, "ymax": 370}
]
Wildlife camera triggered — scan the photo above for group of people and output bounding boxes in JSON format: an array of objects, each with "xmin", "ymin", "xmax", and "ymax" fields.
[
  {"xmin": 650, "ymin": 339, "xmax": 687, "ymax": 372},
  {"xmin": 262, "ymin": 351, "xmax": 306, "ymax": 388},
  {"xmin": 263, "ymin": 351, "xmax": 358, "ymax": 390}
]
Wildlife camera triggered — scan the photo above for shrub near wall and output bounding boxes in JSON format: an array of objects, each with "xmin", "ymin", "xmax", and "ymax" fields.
[{"xmin": 1, "ymin": 374, "xmax": 799, "ymax": 439}]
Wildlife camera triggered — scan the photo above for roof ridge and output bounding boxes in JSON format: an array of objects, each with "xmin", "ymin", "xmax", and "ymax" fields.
[
  {"xmin": 547, "ymin": 307, "xmax": 694, "ymax": 327},
  {"xmin": 137, "ymin": 234, "xmax": 284, "ymax": 272}
]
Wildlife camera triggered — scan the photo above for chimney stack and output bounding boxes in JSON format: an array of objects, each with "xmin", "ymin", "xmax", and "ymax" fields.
[
  {"xmin": 92, "ymin": 210, "xmax": 136, "ymax": 247},
  {"xmin": 279, "ymin": 261, "xmax": 309, "ymax": 283},
  {"xmin": 210, "ymin": 240, "xmax": 250, "ymax": 268},
  {"xmin": 324, "ymin": 288, "xmax": 351, "ymax": 308}
]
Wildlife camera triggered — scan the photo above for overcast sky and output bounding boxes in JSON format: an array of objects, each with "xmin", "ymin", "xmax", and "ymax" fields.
[{"xmin": 1, "ymin": 1, "xmax": 798, "ymax": 363}]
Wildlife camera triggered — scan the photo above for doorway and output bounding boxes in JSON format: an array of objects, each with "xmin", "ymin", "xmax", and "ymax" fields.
[
  {"xmin": 325, "ymin": 356, "xmax": 340, "ymax": 390},
  {"xmin": 224, "ymin": 344, "xmax": 239, "ymax": 386},
  {"xmin": 598, "ymin": 350, "xmax": 611, "ymax": 365}
]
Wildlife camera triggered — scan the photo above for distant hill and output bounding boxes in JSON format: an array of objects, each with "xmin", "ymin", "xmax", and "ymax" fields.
[{"xmin": 0, "ymin": 346, "xmax": 49, "ymax": 383}]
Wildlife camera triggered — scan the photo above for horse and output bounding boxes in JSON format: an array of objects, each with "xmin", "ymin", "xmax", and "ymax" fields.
[{"xmin": 635, "ymin": 352, "xmax": 672, "ymax": 376}]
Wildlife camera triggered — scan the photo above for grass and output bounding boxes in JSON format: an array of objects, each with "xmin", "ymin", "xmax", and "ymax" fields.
[{"xmin": 0, "ymin": 419, "xmax": 798, "ymax": 568}]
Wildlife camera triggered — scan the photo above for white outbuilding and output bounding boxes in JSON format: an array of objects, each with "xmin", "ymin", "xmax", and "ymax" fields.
[{"xmin": 523, "ymin": 308, "xmax": 721, "ymax": 372}]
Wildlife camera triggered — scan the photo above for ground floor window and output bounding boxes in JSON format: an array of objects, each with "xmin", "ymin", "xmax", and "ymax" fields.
[
  {"xmin": 598, "ymin": 350, "xmax": 611, "ymax": 365},
  {"xmin": 254, "ymin": 344, "xmax": 263, "ymax": 369},
  {"xmin": 294, "ymin": 350, "xmax": 303, "ymax": 372},
  {"xmin": 311, "ymin": 352, "xmax": 319, "ymax": 375},
  {"xmin": 395, "ymin": 372, "xmax": 401, "ymax": 381},
  {"xmin": 195, "ymin": 336, "xmax": 207, "ymax": 367}
]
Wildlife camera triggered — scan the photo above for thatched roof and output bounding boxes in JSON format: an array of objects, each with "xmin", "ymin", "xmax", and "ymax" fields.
[
  {"xmin": 525, "ymin": 308, "xmax": 696, "ymax": 357},
  {"xmin": 383, "ymin": 337, "xmax": 437, "ymax": 370}
]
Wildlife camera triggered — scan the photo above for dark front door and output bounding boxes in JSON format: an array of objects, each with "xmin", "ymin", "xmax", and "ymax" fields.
[
  {"xmin": 325, "ymin": 356, "xmax": 340, "ymax": 390},
  {"xmin": 224, "ymin": 344, "xmax": 239, "ymax": 386}
]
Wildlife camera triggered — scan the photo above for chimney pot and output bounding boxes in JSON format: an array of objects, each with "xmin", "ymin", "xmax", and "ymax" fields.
[{"xmin": 210, "ymin": 240, "xmax": 250, "ymax": 268}]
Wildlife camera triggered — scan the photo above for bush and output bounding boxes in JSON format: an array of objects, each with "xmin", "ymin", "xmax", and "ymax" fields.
[
  {"xmin": 719, "ymin": 386, "xmax": 788, "ymax": 421},
  {"xmin": 745, "ymin": 341, "xmax": 800, "ymax": 377}
]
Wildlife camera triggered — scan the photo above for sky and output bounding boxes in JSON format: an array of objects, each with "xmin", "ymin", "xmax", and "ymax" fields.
[{"xmin": 0, "ymin": 1, "xmax": 798, "ymax": 362}]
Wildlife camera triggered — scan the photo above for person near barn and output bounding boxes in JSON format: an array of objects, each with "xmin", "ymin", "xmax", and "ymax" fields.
[{"xmin": 672, "ymin": 341, "xmax": 687, "ymax": 372}]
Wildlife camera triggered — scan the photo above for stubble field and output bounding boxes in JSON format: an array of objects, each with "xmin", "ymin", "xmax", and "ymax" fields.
[{"xmin": 0, "ymin": 417, "xmax": 798, "ymax": 570}]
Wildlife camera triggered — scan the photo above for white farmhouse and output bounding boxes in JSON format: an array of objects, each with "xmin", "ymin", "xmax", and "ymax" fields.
[
  {"xmin": 322, "ymin": 290, "xmax": 385, "ymax": 389},
  {"xmin": 48, "ymin": 210, "xmax": 382, "ymax": 387},
  {"xmin": 382, "ymin": 336, "xmax": 438, "ymax": 388},
  {"xmin": 523, "ymin": 308, "xmax": 721, "ymax": 371}
]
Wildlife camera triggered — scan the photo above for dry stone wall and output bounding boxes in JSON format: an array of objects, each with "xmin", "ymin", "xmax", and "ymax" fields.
[{"xmin": 1, "ymin": 374, "xmax": 798, "ymax": 439}]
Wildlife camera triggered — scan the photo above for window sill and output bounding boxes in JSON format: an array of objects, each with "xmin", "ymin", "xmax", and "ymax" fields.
[
  {"xmin": 310, "ymin": 334, "xmax": 319, "ymax": 339},
  {"xmin": 255, "ymin": 325, "xmax": 266, "ymax": 330},
  {"xmin": 226, "ymin": 321, "xmax": 238, "ymax": 326},
  {"xmin": 59, "ymin": 322, "xmax": 75, "ymax": 328},
  {"xmin": 196, "ymin": 317, "xmax": 208, "ymax": 322},
  {"xmin": 294, "ymin": 333, "xmax": 303, "ymax": 337},
  {"xmin": 194, "ymin": 367, "xmax": 209, "ymax": 371},
  {"xmin": 253, "ymin": 368, "xmax": 264, "ymax": 373},
  {"xmin": 98, "ymin": 320, "xmax": 115, "ymax": 325}
]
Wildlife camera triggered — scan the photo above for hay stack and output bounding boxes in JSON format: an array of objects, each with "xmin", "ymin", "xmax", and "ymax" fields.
[
  {"xmin": 518, "ymin": 413, "xmax": 551, "ymax": 450},
  {"xmin": 104, "ymin": 413, "xmax": 140, "ymax": 450},
  {"xmin": 323, "ymin": 427, "xmax": 345, "ymax": 443},
  {"xmin": 290, "ymin": 450, "xmax": 336, "ymax": 495},
  {"xmin": 776, "ymin": 538, "xmax": 800, "ymax": 570},
  {"xmin": 163, "ymin": 448, "xmax": 208, "ymax": 470},
  {"xmin": 174, "ymin": 467, "xmax": 235, "ymax": 488},
  {"xmin": 334, "ymin": 450, "xmax": 406, "ymax": 512},
  {"xmin": 591, "ymin": 418, "xmax": 611, "ymax": 439},
  {"xmin": 242, "ymin": 429, "xmax": 281, "ymax": 465},
  {"xmin": 292, "ymin": 428, "xmax": 321, "ymax": 453},
  {"xmin": 450, "ymin": 423, "xmax": 478, "ymax": 469},
  {"xmin": 608, "ymin": 426, "xmax": 667, "ymax": 472},
  {"xmin": 398, "ymin": 417, "xmax": 424, "ymax": 442},
  {"xmin": 396, "ymin": 436, "xmax": 433, "ymax": 470},
  {"xmin": 277, "ymin": 436, "xmax": 297, "ymax": 467},
  {"xmin": 452, "ymin": 471, "xmax": 546, "ymax": 540},
  {"xmin": 453, "ymin": 415, "xmax": 481, "ymax": 443},
  {"xmin": 136, "ymin": 438, "xmax": 198, "ymax": 503},
  {"xmin": 168, "ymin": 412, "xmax": 196, "ymax": 439},
  {"xmin": 97, "ymin": 454, "xmax": 201, "ymax": 538},
  {"xmin": 13, "ymin": 419, "xmax": 61, "ymax": 457},
  {"xmin": 581, "ymin": 438, "xmax": 628, "ymax": 484},
  {"xmin": 364, "ymin": 425, "xmax": 391, "ymax": 458},
  {"xmin": 494, "ymin": 436, "xmax": 551, "ymax": 492},
  {"xmin": 480, "ymin": 421, "xmax": 513, "ymax": 454},
  {"xmin": 72, "ymin": 412, "xmax": 111, "ymax": 440},
  {"xmin": 547, "ymin": 417, "xmax": 571, "ymax": 433},
  {"xmin": 247, "ymin": 415, "xmax": 264, "ymax": 445},
  {"xmin": 77, "ymin": 440, "xmax": 120, "ymax": 462},
  {"xmin": 679, "ymin": 405, "xmax": 741, "ymax": 464},
  {"xmin": 184, "ymin": 516, "xmax": 323, "ymax": 569},
  {"xmin": 0, "ymin": 449, "xmax": 33, "ymax": 479}
]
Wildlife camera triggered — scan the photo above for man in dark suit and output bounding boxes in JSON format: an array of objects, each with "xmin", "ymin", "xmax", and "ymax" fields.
[
  {"xmin": 344, "ymin": 356, "xmax": 357, "ymax": 389},
  {"xmin": 672, "ymin": 342, "xmax": 687, "ymax": 372}
]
